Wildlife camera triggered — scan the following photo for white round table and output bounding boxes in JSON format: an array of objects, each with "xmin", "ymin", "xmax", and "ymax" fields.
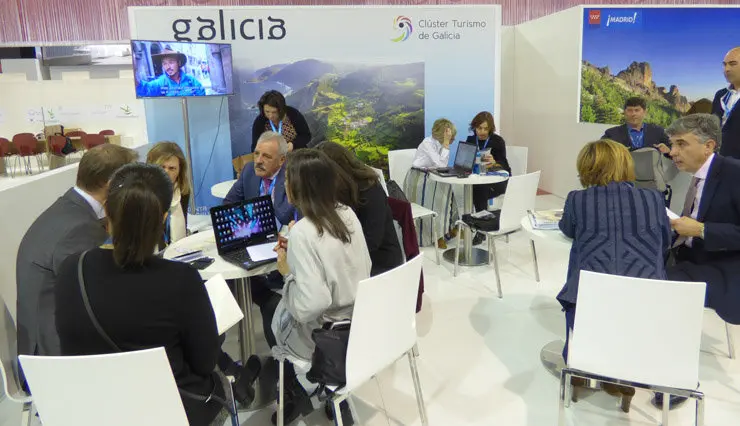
[
  {"xmin": 520, "ymin": 215, "xmax": 573, "ymax": 377},
  {"xmin": 164, "ymin": 230, "xmax": 276, "ymax": 407},
  {"xmin": 429, "ymin": 173, "xmax": 508, "ymax": 266},
  {"xmin": 211, "ymin": 179, "xmax": 237, "ymax": 199}
]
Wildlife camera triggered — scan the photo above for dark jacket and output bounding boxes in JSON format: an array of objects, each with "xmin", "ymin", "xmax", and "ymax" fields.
[
  {"xmin": 251, "ymin": 106, "xmax": 311, "ymax": 152},
  {"xmin": 712, "ymin": 88, "xmax": 740, "ymax": 159},
  {"xmin": 355, "ymin": 183, "xmax": 403, "ymax": 276},
  {"xmin": 16, "ymin": 188, "xmax": 109, "ymax": 357},
  {"xmin": 557, "ymin": 182, "xmax": 671, "ymax": 306},
  {"xmin": 465, "ymin": 134, "xmax": 511, "ymax": 175},
  {"xmin": 602, "ymin": 123, "xmax": 670, "ymax": 151},
  {"xmin": 224, "ymin": 163, "xmax": 298, "ymax": 227},
  {"xmin": 667, "ymin": 155, "xmax": 740, "ymax": 324},
  {"xmin": 56, "ymin": 249, "xmax": 223, "ymax": 425},
  {"xmin": 388, "ymin": 197, "xmax": 425, "ymax": 313}
]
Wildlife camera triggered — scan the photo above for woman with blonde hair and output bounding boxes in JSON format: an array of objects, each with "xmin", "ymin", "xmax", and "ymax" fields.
[
  {"xmin": 412, "ymin": 118, "xmax": 456, "ymax": 168},
  {"xmin": 147, "ymin": 141, "xmax": 191, "ymax": 246},
  {"xmin": 558, "ymin": 139, "xmax": 671, "ymax": 411}
]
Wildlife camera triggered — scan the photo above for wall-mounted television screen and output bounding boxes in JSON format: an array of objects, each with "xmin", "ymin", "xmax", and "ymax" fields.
[{"xmin": 131, "ymin": 40, "xmax": 233, "ymax": 98}]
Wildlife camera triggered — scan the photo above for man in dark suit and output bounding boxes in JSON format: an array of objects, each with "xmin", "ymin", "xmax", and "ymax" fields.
[
  {"xmin": 711, "ymin": 47, "xmax": 740, "ymax": 159},
  {"xmin": 602, "ymin": 97, "xmax": 671, "ymax": 151},
  {"xmin": 654, "ymin": 113, "xmax": 740, "ymax": 409},
  {"xmin": 16, "ymin": 145, "xmax": 138, "ymax": 362},
  {"xmin": 224, "ymin": 131, "xmax": 298, "ymax": 349}
]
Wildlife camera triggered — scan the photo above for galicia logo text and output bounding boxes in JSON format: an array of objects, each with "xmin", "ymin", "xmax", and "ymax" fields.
[
  {"xmin": 391, "ymin": 16, "xmax": 413, "ymax": 42},
  {"xmin": 172, "ymin": 9, "xmax": 286, "ymax": 41}
]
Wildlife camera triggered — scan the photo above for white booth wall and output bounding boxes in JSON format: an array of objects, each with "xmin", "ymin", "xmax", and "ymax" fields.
[{"xmin": 511, "ymin": 6, "xmax": 689, "ymax": 211}]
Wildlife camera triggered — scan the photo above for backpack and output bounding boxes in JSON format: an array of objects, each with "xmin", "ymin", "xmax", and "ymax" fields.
[{"xmin": 630, "ymin": 148, "xmax": 678, "ymax": 193}]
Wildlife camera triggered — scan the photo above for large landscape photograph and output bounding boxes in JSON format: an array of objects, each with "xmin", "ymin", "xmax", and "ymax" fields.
[
  {"xmin": 228, "ymin": 59, "xmax": 424, "ymax": 170},
  {"xmin": 579, "ymin": 7, "xmax": 739, "ymax": 126}
]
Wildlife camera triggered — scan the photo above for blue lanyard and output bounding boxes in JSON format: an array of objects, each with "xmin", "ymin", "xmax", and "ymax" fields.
[
  {"xmin": 722, "ymin": 91, "xmax": 737, "ymax": 126},
  {"xmin": 259, "ymin": 178, "xmax": 277, "ymax": 197},
  {"xmin": 476, "ymin": 137, "xmax": 490, "ymax": 150},
  {"xmin": 270, "ymin": 120, "xmax": 283, "ymax": 134},
  {"xmin": 164, "ymin": 214, "xmax": 171, "ymax": 245}
]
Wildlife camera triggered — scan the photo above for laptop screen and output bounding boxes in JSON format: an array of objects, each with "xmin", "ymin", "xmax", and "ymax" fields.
[
  {"xmin": 454, "ymin": 142, "xmax": 477, "ymax": 169},
  {"xmin": 210, "ymin": 195, "xmax": 278, "ymax": 253}
]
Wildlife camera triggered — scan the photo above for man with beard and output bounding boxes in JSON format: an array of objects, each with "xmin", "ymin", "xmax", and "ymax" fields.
[{"xmin": 136, "ymin": 47, "xmax": 205, "ymax": 97}]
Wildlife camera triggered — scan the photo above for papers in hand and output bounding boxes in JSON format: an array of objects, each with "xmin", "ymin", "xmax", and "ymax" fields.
[
  {"xmin": 666, "ymin": 208, "xmax": 680, "ymax": 220},
  {"xmin": 246, "ymin": 243, "xmax": 278, "ymax": 262},
  {"xmin": 528, "ymin": 209, "xmax": 563, "ymax": 230},
  {"xmin": 204, "ymin": 274, "xmax": 244, "ymax": 334}
]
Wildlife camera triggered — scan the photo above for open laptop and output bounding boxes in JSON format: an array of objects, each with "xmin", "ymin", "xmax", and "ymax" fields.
[
  {"xmin": 429, "ymin": 141, "xmax": 477, "ymax": 178},
  {"xmin": 210, "ymin": 195, "xmax": 279, "ymax": 271}
]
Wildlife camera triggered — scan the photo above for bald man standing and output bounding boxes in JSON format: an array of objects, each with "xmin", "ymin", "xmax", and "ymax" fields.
[{"xmin": 712, "ymin": 47, "xmax": 740, "ymax": 159}]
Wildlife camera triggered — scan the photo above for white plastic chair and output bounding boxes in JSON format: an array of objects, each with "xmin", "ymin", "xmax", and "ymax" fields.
[
  {"xmin": 453, "ymin": 171, "xmax": 541, "ymax": 297},
  {"xmin": 371, "ymin": 166, "xmax": 389, "ymax": 195},
  {"xmin": 560, "ymin": 271, "xmax": 706, "ymax": 426},
  {"xmin": 0, "ymin": 295, "xmax": 34, "ymax": 426},
  {"xmin": 506, "ymin": 146, "xmax": 528, "ymax": 176},
  {"xmin": 19, "ymin": 348, "xmax": 191, "ymax": 426},
  {"xmin": 277, "ymin": 255, "xmax": 428, "ymax": 426},
  {"xmin": 388, "ymin": 149, "xmax": 440, "ymax": 264},
  {"xmin": 703, "ymin": 309, "xmax": 735, "ymax": 359}
]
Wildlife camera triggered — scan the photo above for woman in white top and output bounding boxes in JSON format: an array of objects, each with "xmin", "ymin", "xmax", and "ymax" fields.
[
  {"xmin": 412, "ymin": 118, "xmax": 456, "ymax": 168},
  {"xmin": 146, "ymin": 141, "xmax": 191, "ymax": 247},
  {"xmin": 272, "ymin": 149, "xmax": 371, "ymax": 425}
]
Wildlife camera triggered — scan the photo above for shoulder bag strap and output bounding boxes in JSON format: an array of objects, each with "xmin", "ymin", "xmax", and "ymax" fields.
[{"xmin": 77, "ymin": 250, "xmax": 122, "ymax": 352}]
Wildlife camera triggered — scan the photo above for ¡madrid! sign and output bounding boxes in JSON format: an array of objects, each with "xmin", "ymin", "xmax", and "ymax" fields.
[{"xmin": 128, "ymin": 5, "xmax": 500, "ymax": 203}]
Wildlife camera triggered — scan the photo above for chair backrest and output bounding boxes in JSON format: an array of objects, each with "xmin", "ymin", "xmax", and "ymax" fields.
[
  {"xmin": 65, "ymin": 130, "xmax": 86, "ymax": 138},
  {"xmin": 570, "ymin": 271, "xmax": 706, "ymax": 390},
  {"xmin": 0, "ymin": 137, "xmax": 10, "ymax": 156},
  {"xmin": 371, "ymin": 166, "xmax": 389, "ymax": 195},
  {"xmin": 388, "ymin": 149, "xmax": 416, "ymax": 186},
  {"xmin": 0, "ymin": 294, "xmax": 30, "ymax": 404},
  {"xmin": 98, "ymin": 129, "xmax": 115, "ymax": 136},
  {"xmin": 81, "ymin": 133, "xmax": 106, "ymax": 149},
  {"xmin": 345, "ymin": 255, "xmax": 423, "ymax": 391},
  {"xmin": 48, "ymin": 135, "xmax": 67, "ymax": 155},
  {"xmin": 506, "ymin": 146, "xmax": 528, "ymax": 176},
  {"xmin": 12, "ymin": 133, "xmax": 37, "ymax": 155},
  {"xmin": 19, "ymin": 348, "xmax": 189, "ymax": 426},
  {"xmin": 498, "ymin": 171, "xmax": 541, "ymax": 232}
]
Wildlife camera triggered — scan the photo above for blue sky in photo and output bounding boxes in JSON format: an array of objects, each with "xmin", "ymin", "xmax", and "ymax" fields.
[{"xmin": 582, "ymin": 7, "xmax": 740, "ymax": 101}]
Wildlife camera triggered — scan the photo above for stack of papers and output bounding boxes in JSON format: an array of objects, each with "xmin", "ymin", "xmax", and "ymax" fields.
[
  {"xmin": 204, "ymin": 274, "xmax": 244, "ymax": 334},
  {"xmin": 528, "ymin": 209, "xmax": 563, "ymax": 230}
]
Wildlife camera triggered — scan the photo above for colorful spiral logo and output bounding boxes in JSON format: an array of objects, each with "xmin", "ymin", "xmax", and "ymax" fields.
[{"xmin": 391, "ymin": 16, "xmax": 413, "ymax": 42}]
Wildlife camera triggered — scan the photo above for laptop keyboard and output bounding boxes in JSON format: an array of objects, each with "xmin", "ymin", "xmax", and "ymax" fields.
[{"xmin": 227, "ymin": 250, "xmax": 252, "ymax": 264}]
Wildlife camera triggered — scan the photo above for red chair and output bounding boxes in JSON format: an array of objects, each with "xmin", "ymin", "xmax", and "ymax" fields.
[
  {"xmin": 0, "ymin": 137, "xmax": 12, "ymax": 176},
  {"xmin": 81, "ymin": 134, "xmax": 106, "ymax": 150},
  {"xmin": 65, "ymin": 131, "xmax": 86, "ymax": 138},
  {"xmin": 98, "ymin": 130, "xmax": 115, "ymax": 136},
  {"xmin": 12, "ymin": 133, "xmax": 45, "ymax": 175},
  {"xmin": 48, "ymin": 135, "xmax": 68, "ymax": 156}
]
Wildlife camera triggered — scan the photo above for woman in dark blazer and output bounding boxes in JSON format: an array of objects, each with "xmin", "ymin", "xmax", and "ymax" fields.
[
  {"xmin": 466, "ymin": 111, "xmax": 511, "ymax": 212},
  {"xmin": 316, "ymin": 141, "xmax": 403, "ymax": 276},
  {"xmin": 558, "ymin": 139, "xmax": 671, "ymax": 411},
  {"xmin": 251, "ymin": 90, "xmax": 311, "ymax": 152}
]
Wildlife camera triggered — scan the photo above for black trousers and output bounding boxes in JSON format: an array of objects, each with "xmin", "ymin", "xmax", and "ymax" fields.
[{"xmin": 472, "ymin": 181, "xmax": 508, "ymax": 212}]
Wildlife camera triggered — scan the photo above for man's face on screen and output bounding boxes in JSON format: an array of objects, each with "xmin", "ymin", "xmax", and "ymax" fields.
[{"xmin": 161, "ymin": 57, "xmax": 181, "ymax": 79}]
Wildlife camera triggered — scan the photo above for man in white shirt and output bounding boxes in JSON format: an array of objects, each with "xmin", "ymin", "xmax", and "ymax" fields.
[
  {"xmin": 656, "ymin": 113, "xmax": 740, "ymax": 409},
  {"xmin": 712, "ymin": 47, "xmax": 740, "ymax": 159},
  {"xmin": 16, "ymin": 145, "xmax": 137, "ymax": 364}
]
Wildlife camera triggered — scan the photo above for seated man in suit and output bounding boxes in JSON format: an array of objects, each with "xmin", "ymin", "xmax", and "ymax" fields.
[
  {"xmin": 224, "ymin": 131, "xmax": 298, "ymax": 348},
  {"xmin": 16, "ymin": 145, "xmax": 138, "ymax": 365},
  {"xmin": 656, "ymin": 113, "xmax": 740, "ymax": 409},
  {"xmin": 602, "ymin": 97, "xmax": 671, "ymax": 152}
]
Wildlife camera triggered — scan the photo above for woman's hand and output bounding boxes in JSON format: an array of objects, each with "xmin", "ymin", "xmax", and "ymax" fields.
[
  {"xmin": 275, "ymin": 246, "xmax": 290, "ymax": 276},
  {"xmin": 482, "ymin": 153, "xmax": 495, "ymax": 164},
  {"xmin": 287, "ymin": 142, "xmax": 294, "ymax": 152}
]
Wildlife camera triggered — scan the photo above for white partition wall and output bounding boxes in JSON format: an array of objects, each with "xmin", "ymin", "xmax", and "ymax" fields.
[{"xmin": 0, "ymin": 165, "xmax": 79, "ymax": 320}]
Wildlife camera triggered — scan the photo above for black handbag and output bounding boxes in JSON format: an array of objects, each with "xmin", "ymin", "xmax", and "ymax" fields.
[
  {"xmin": 76, "ymin": 251, "xmax": 237, "ymax": 425},
  {"xmin": 306, "ymin": 321, "xmax": 351, "ymax": 387},
  {"xmin": 462, "ymin": 210, "xmax": 500, "ymax": 232}
]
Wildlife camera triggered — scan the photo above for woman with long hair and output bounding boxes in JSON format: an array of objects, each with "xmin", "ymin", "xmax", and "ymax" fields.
[
  {"xmin": 54, "ymin": 164, "xmax": 259, "ymax": 425},
  {"xmin": 272, "ymin": 149, "xmax": 371, "ymax": 425},
  {"xmin": 146, "ymin": 141, "xmax": 191, "ymax": 247},
  {"xmin": 316, "ymin": 141, "xmax": 403, "ymax": 276}
]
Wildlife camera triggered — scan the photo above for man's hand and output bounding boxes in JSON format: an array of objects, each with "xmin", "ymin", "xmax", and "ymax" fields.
[
  {"xmin": 654, "ymin": 143, "xmax": 671, "ymax": 154},
  {"xmin": 671, "ymin": 217, "xmax": 704, "ymax": 238},
  {"xmin": 275, "ymin": 246, "xmax": 290, "ymax": 275}
]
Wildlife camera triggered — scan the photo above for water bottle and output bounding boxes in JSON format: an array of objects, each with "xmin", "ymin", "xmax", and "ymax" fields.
[{"xmin": 473, "ymin": 151, "xmax": 482, "ymax": 174}]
